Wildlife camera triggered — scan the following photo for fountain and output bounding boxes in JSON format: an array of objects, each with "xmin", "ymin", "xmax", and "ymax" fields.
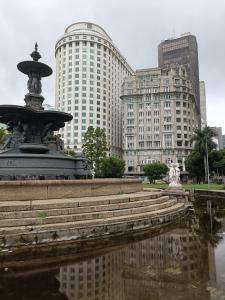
[{"xmin": 0, "ymin": 44, "xmax": 88, "ymax": 179}]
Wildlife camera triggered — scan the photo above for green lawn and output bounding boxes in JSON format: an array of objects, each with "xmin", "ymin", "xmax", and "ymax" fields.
[{"xmin": 143, "ymin": 182, "xmax": 224, "ymax": 190}]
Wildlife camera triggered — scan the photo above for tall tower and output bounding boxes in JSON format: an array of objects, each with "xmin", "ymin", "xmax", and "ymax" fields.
[
  {"xmin": 55, "ymin": 22, "xmax": 133, "ymax": 155},
  {"xmin": 158, "ymin": 33, "xmax": 200, "ymax": 122}
]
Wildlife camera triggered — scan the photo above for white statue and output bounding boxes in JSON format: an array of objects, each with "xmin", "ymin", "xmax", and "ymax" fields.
[
  {"xmin": 168, "ymin": 162, "xmax": 182, "ymax": 188},
  {"xmin": 91, "ymin": 162, "xmax": 96, "ymax": 179}
]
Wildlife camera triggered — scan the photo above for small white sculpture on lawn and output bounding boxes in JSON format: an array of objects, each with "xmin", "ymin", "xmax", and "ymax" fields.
[{"xmin": 168, "ymin": 162, "xmax": 182, "ymax": 188}]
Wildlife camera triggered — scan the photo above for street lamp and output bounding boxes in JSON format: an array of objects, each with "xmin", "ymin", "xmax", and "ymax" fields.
[{"xmin": 205, "ymin": 135, "xmax": 210, "ymax": 184}]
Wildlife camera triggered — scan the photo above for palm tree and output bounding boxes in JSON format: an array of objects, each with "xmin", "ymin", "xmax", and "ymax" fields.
[{"xmin": 191, "ymin": 126, "xmax": 217, "ymax": 183}]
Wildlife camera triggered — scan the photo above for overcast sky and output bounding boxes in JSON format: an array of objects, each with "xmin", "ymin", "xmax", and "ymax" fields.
[{"xmin": 0, "ymin": 0, "xmax": 224, "ymax": 132}]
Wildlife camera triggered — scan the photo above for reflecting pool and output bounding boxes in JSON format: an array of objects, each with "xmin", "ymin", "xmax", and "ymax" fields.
[{"xmin": 0, "ymin": 198, "xmax": 225, "ymax": 300}]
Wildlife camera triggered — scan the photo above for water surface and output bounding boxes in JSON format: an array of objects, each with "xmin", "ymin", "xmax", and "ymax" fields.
[{"xmin": 0, "ymin": 198, "xmax": 225, "ymax": 300}]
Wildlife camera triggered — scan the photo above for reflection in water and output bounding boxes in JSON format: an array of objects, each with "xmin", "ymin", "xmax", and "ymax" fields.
[
  {"xmin": 58, "ymin": 250, "xmax": 125, "ymax": 300},
  {"xmin": 0, "ymin": 270, "xmax": 68, "ymax": 300},
  {"xmin": 58, "ymin": 219, "xmax": 224, "ymax": 300},
  {"xmin": 194, "ymin": 197, "xmax": 225, "ymax": 246},
  {"xmin": 123, "ymin": 228, "xmax": 212, "ymax": 300},
  {"xmin": 1, "ymin": 198, "xmax": 225, "ymax": 300}
]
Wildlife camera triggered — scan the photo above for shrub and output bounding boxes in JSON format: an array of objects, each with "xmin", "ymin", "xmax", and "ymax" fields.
[{"xmin": 101, "ymin": 156, "xmax": 125, "ymax": 178}]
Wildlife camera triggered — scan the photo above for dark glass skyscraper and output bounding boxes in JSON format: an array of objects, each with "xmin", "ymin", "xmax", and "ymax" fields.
[{"xmin": 158, "ymin": 33, "xmax": 200, "ymax": 117}]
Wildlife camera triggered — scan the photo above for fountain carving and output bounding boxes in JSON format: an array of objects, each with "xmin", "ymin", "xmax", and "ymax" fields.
[{"xmin": 0, "ymin": 44, "xmax": 88, "ymax": 179}]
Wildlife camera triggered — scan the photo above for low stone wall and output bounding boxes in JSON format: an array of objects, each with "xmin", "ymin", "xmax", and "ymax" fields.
[
  {"xmin": 194, "ymin": 189, "xmax": 225, "ymax": 200},
  {"xmin": 0, "ymin": 178, "xmax": 143, "ymax": 201},
  {"xmin": 162, "ymin": 189, "xmax": 189, "ymax": 204}
]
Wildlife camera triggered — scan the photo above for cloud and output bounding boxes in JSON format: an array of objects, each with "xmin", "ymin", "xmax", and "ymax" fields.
[{"xmin": 0, "ymin": 0, "xmax": 224, "ymax": 131}]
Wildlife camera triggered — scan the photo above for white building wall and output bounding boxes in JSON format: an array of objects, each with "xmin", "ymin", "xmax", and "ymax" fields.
[{"xmin": 55, "ymin": 22, "xmax": 133, "ymax": 155}]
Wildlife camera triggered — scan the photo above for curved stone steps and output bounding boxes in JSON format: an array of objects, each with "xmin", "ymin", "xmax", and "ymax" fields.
[
  {"xmin": 0, "ymin": 196, "xmax": 169, "ymax": 220},
  {"xmin": 0, "ymin": 191, "xmax": 163, "ymax": 212},
  {"xmin": 0, "ymin": 188, "xmax": 187, "ymax": 248},
  {"xmin": 0, "ymin": 202, "xmax": 185, "ymax": 244},
  {"xmin": 0, "ymin": 197, "xmax": 175, "ymax": 228}
]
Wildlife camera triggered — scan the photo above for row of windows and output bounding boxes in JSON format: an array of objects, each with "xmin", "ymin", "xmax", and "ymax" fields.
[
  {"xmin": 126, "ymin": 101, "xmax": 190, "ymax": 109},
  {"xmin": 127, "ymin": 79, "xmax": 188, "ymax": 89},
  {"xmin": 57, "ymin": 39, "xmax": 129, "ymax": 70},
  {"xmin": 58, "ymin": 69, "xmax": 126, "ymax": 79},
  {"xmin": 126, "ymin": 141, "xmax": 189, "ymax": 149},
  {"xmin": 125, "ymin": 125, "xmax": 193, "ymax": 132},
  {"xmin": 126, "ymin": 117, "xmax": 192, "ymax": 124},
  {"xmin": 59, "ymin": 61, "xmax": 108, "ymax": 68}
]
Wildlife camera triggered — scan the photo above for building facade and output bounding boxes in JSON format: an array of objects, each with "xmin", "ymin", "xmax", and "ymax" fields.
[
  {"xmin": 199, "ymin": 81, "xmax": 207, "ymax": 127},
  {"xmin": 158, "ymin": 33, "xmax": 200, "ymax": 123},
  {"xmin": 43, "ymin": 103, "xmax": 55, "ymax": 111},
  {"xmin": 212, "ymin": 127, "xmax": 223, "ymax": 150},
  {"xmin": 121, "ymin": 65, "xmax": 199, "ymax": 175},
  {"xmin": 55, "ymin": 22, "xmax": 133, "ymax": 155},
  {"xmin": 222, "ymin": 135, "xmax": 225, "ymax": 149}
]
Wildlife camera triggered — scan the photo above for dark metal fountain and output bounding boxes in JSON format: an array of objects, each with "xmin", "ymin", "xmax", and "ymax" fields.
[{"xmin": 0, "ymin": 44, "xmax": 87, "ymax": 180}]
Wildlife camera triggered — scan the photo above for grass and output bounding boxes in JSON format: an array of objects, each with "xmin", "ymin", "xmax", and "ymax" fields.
[{"xmin": 143, "ymin": 182, "xmax": 224, "ymax": 190}]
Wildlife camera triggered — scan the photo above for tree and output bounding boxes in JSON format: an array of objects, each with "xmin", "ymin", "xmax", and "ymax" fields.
[
  {"xmin": 210, "ymin": 149, "xmax": 225, "ymax": 177},
  {"xmin": 185, "ymin": 151, "xmax": 205, "ymax": 183},
  {"xmin": 0, "ymin": 128, "xmax": 7, "ymax": 146},
  {"xmin": 191, "ymin": 127, "xmax": 217, "ymax": 182},
  {"xmin": 64, "ymin": 149, "xmax": 76, "ymax": 157},
  {"xmin": 144, "ymin": 163, "xmax": 168, "ymax": 184},
  {"xmin": 82, "ymin": 126, "xmax": 108, "ymax": 177},
  {"xmin": 101, "ymin": 156, "xmax": 125, "ymax": 178},
  {"xmin": 191, "ymin": 126, "xmax": 217, "ymax": 153}
]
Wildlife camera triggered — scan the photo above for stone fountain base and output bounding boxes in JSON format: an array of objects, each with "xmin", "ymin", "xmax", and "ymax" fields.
[{"xmin": 0, "ymin": 150, "xmax": 88, "ymax": 180}]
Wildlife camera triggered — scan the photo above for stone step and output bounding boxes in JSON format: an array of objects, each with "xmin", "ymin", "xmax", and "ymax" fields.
[
  {"xmin": 0, "ymin": 196, "xmax": 169, "ymax": 220},
  {"xmin": 0, "ymin": 191, "xmax": 163, "ymax": 212},
  {"xmin": 0, "ymin": 202, "xmax": 185, "ymax": 238},
  {"xmin": 0, "ymin": 198, "xmax": 175, "ymax": 228}
]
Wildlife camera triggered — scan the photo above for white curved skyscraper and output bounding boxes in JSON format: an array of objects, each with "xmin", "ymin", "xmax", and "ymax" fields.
[{"xmin": 55, "ymin": 22, "xmax": 133, "ymax": 154}]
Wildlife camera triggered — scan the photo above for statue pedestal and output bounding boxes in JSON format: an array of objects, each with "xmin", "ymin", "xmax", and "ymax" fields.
[
  {"xmin": 168, "ymin": 182, "xmax": 183, "ymax": 190},
  {"xmin": 163, "ymin": 186, "xmax": 188, "ymax": 204}
]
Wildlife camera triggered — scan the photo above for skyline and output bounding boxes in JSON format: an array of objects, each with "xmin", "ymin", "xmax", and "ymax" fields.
[{"xmin": 0, "ymin": 0, "xmax": 224, "ymax": 132}]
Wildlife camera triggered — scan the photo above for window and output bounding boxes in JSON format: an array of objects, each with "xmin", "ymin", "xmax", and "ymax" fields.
[
  {"xmin": 164, "ymin": 134, "xmax": 172, "ymax": 147},
  {"xmin": 164, "ymin": 117, "xmax": 171, "ymax": 123},
  {"xmin": 164, "ymin": 101, "xmax": 170, "ymax": 108},
  {"xmin": 154, "ymin": 141, "xmax": 160, "ymax": 148},
  {"xmin": 164, "ymin": 125, "xmax": 172, "ymax": 131}
]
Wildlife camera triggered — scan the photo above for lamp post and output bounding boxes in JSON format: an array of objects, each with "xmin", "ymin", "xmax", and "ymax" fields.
[{"xmin": 205, "ymin": 135, "xmax": 210, "ymax": 184}]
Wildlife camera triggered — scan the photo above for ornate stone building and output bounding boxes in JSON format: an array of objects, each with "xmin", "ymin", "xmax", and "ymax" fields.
[{"xmin": 121, "ymin": 65, "xmax": 199, "ymax": 175}]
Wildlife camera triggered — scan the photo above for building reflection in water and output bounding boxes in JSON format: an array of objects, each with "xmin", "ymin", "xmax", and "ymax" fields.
[
  {"xmin": 58, "ymin": 249, "xmax": 125, "ymax": 300},
  {"xmin": 124, "ymin": 228, "xmax": 212, "ymax": 300},
  {"xmin": 59, "ymin": 218, "xmax": 225, "ymax": 300}
]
